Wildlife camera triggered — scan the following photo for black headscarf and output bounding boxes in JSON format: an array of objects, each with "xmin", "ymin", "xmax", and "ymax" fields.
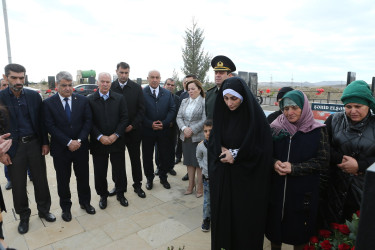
[{"xmin": 210, "ymin": 76, "xmax": 273, "ymax": 167}]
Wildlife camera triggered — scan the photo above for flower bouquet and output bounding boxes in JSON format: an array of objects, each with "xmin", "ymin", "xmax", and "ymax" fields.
[{"xmin": 303, "ymin": 211, "xmax": 359, "ymax": 250}]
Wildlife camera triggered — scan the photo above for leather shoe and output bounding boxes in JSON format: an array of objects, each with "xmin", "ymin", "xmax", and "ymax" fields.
[
  {"xmin": 38, "ymin": 212, "xmax": 56, "ymax": 222},
  {"xmin": 169, "ymin": 169, "xmax": 177, "ymax": 176},
  {"xmin": 5, "ymin": 181, "xmax": 12, "ymax": 190},
  {"xmin": 62, "ymin": 211, "xmax": 72, "ymax": 222},
  {"xmin": 134, "ymin": 187, "xmax": 146, "ymax": 198},
  {"xmin": 99, "ymin": 196, "xmax": 107, "ymax": 209},
  {"xmin": 80, "ymin": 204, "xmax": 96, "ymax": 214},
  {"xmin": 182, "ymin": 173, "xmax": 189, "ymax": 181},
  {"xmin": 117, "ymin": 195, "xmax": 129, "ymax": 207},
  {"xmin": 175, "ymin": 158, "xmax": 181, "ymax": 164},
  {"xmin": 160, "ymin": 180, "xmax": 171, "ymax": 189},
  {"xmin": 154, "ymin": 168, "xmax": 159, "ymax": 175},
  {"xmin": 146, "ymin": 181, "xmax": 153, "ymax": 190},
  {"xmin": 108, "ymin": 187, "xmax": 116, "ymax": 197},
  {"xmin": 18, "ymin": 218, "xmax": 29, "ymax": 234}
]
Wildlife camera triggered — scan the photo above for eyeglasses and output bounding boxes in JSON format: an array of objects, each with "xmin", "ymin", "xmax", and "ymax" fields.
[{"xmin": 166, "ymin": 83, "xmax": 175, "ymax": 86}]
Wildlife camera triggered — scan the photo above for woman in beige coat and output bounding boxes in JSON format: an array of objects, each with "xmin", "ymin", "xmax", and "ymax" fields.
[{"xmin": 177, "ymin": 79, "xmax": 206, "ymax": 197}]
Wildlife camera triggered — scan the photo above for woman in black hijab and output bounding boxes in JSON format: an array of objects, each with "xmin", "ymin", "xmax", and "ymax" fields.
[{"xmin": 208, "ymin": 77, "xmax": 273, "ymax": 250}]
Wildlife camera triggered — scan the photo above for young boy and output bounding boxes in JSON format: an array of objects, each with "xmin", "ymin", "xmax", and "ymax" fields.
[{"xmin": 196, "ymin": 119, "xmax": 212, "ymax": 232}]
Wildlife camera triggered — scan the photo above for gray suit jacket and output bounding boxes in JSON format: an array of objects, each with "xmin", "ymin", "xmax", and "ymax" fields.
[{"xmin": 177, "ymin": 96, "xmax": 206, "ymax": 143}]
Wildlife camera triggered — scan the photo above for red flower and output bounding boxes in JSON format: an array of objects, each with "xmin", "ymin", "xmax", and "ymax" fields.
[
  {"xmin": 356, "ymin": 210, "xmax": 360, "ymax": 217},
  {"xmin": 94, "ymin": 88, "xmax": 97, "ymax": 92},
  {"xmin": 331, "ymin": 223, "xmax": 340, "ymax": 230},
  {"xmin": 320, "ymin": 240, "xmax": 333, "ymax": 250},
  {"xmin": 338, "ymin": 224, "xmax": 350, "ymax": 235},
  {"xmin": 55, "ymin": 87, "xmax": 58, "ymax": 91},
  {"xmin": 303, "ymin": 245, "xmax": 315, "ymax": 250},
  {"xmin": 310, "ymin": 236, "xmax": 319, "ymax": 244},
  {"xmin": 319, "ymin": 229, "xmax": 332, "ymax": 238},
  {"xmin": 266, "ymin": 89, "xmax": 270, "ymax": 93},
  {"xmin": 338, "ymin": 243, "xmax": 350, "ymax": 250},
  {"xmin": 351, "ymin": 246, "xmax": 355, "ymax": 250},
  {"xmin": 46, "ymin": 89, "xmax": 51, "ymax": 93}
]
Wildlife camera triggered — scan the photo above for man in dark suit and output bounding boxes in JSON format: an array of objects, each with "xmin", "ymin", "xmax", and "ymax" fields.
[
  {"xmin": 108, "ymin": 62, "xmax": 146, "ymax": 198},
  {"xmin": 43, "ymin": 71, "xmax": 95, "ymax": 222},
  {"xmin": 142, "ymin": 70, "xmax": 176, "ymax": 190},
  {"xmin": 0, "ymin": 63, "xmax": 55, "ymax": 234},
  {"xmin": 155, "ymin": 78, "xmax": 180, "ymax": 176},
  {"xmin": 88, "ymin": 72, "xmax": 129, "ymax": 209}
]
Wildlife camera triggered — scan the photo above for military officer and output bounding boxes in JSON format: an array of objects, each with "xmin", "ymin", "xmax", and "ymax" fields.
[{"xmin": 205, "ymin": 55, "xmax": 236, "ymax": 119}]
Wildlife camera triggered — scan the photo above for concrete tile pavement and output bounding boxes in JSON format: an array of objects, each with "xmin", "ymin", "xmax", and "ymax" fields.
[{"xmin": 0, "ymin": 150, "xmax": 291, "ymax": 249}]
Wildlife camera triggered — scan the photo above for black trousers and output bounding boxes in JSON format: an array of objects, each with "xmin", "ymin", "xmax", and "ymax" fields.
[
  {"xmin": 92, "ymin": 151, "xmax": 127, "ymax": 197},
  {"xmin": 155, "ymin": 126, "xmax": 177, "ymax": 171},
  {"xmin": 52, "ymin": 147, "xmax": 91, "ymax": 212},
  {"xmin": 175, "ymin": 130, "xmax": 183, "ymax": 160},
  {"xmin": 112, "ymin": 129, "xmax": 143, "ymax": 188},
  {"xmin": 8, "ymin": 138, "xmax": 51, "ymax": 219},
  {"xmin": 142, "ymin": 130, "xmax": 169, "ymax": 182}
]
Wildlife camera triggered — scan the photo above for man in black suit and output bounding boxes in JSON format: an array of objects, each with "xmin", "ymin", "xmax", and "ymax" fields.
[
  {"xmin": 88, "ymin": 72, "xmax": 129, "ymax": 209},
  {"xmin": 43, "ymin": 71, "xmax": 95, "ymax": 222},
  {"xmin": 142, "ymin": 70, "xmax": 176, "ymax": 190},
  {"xmin": 155, "ymin": 78, "xmax": 179, "ymax": 176},
  {"xmin": 108, "ymin": 62, "xmax": 146, "ymax": 198},
  {"xmin": 0, "ymin": 63, "xmax": 55, "ymax": 234}
]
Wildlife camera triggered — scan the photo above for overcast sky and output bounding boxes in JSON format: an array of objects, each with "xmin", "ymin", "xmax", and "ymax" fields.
[{"xmin": 1, "ymin": 0, "xmax": 374, "ymax": 83}]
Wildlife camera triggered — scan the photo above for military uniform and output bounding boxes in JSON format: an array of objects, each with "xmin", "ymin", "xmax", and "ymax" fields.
[{"xmin": 205, "ymin": 55, "xmax": 236, "ymax": 119}]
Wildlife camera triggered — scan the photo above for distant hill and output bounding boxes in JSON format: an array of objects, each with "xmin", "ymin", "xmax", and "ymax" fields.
[{"xmin": 259, "ymin": 81, "xmax": 346, "ymax": 88}]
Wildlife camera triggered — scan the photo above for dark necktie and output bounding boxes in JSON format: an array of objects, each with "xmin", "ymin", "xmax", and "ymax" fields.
[
  {"xmin": 153, "ymin": 89, "xmax": 156, "ymax": 98},
  {"xmin": 64, "ymin": 97, "xmax": 71, "ymax": 122}
]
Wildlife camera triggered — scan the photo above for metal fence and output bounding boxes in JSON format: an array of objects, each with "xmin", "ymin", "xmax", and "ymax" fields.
[{"xmin": 259, "ymin": 90, "xmax": 344, "ymax": 106}]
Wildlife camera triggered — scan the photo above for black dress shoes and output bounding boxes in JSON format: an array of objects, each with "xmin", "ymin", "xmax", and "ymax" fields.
[
  {"xmin": 169, "ymin": 169, "xmax": 177, "ymax": 176},
  {"xmin": 134, "ymin": 187, "xmax": 146, "ymax": 198},
  {"xmin": 38, "ymin": 212, "xmax": 56, "ymax": 222},
  {"xmin": 99, "ymin": 196, "xmax": 107, "ymax": 209},
  {"xmin": 18, "ymin": 218, "xmax": 29, "ymax": 234},
  {"xmin": 62, "ymin": 211, "xmax": 72, "ymax": 222},
  {"xmin": 80, "ymin": 204, "xmax": 96, "ymax": 214},
  {"xmin": 117, "ymin": 195, "xmax": 129, "ymax": 207},
  {"xmin": 182, "ymin": 173, "xmax": 189, "ymax": 181},
  {"xmin": 160, "ymin": 180, "xmax": 171, "ymax": 189},
  {"xmin": 146, "ymin": 181, "xmax": 153, "ymax": 190},
  {"xmin": 175, "ymin": 158, "xmax": 181, "ymax": 164},
  {"xmin": 108, "ymin": 187, "xmax": 116, "ymax": 197}
]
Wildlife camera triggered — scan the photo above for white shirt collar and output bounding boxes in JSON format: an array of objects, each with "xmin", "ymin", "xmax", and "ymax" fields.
[
  {"xmin": 58, "ymin": 93, "xmax": 71, "ymax": 100},
  {"xmin": 119, "ymin": 80, "xmax": 128, "ymax": 88},
  {"xmin": 150, "ymin": 86, "xmax": 159, "ymax": 97}
]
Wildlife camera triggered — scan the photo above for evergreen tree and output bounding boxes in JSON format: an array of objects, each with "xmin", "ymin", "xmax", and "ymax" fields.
[{"xmin": 181, "ymin": 19, "xmax": 211, "ymax": 83}]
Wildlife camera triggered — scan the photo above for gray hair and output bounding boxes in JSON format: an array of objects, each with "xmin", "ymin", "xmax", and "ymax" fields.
[
  {"xmin": 56, "ymin": 71, "xmax": 73, "ymax": 83},
  {"xmin": 148, "ymin": 70, "xmax": 160, "ymax": 77},
  {"xmin": 98, "ymin": 72, "xmax": 112, "ymax": 80}
]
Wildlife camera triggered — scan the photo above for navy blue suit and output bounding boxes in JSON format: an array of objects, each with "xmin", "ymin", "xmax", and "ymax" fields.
[
  {"xmin": 0, "ymin": 87, "xmax": 51, "ymax": 218},
  {"xmin": 142, "ymin": 86, "xmax": 176, "ymax": 181},
  {"xmin": 43, "ymin": 93, "xmax": 92, "ymax": 211}
]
